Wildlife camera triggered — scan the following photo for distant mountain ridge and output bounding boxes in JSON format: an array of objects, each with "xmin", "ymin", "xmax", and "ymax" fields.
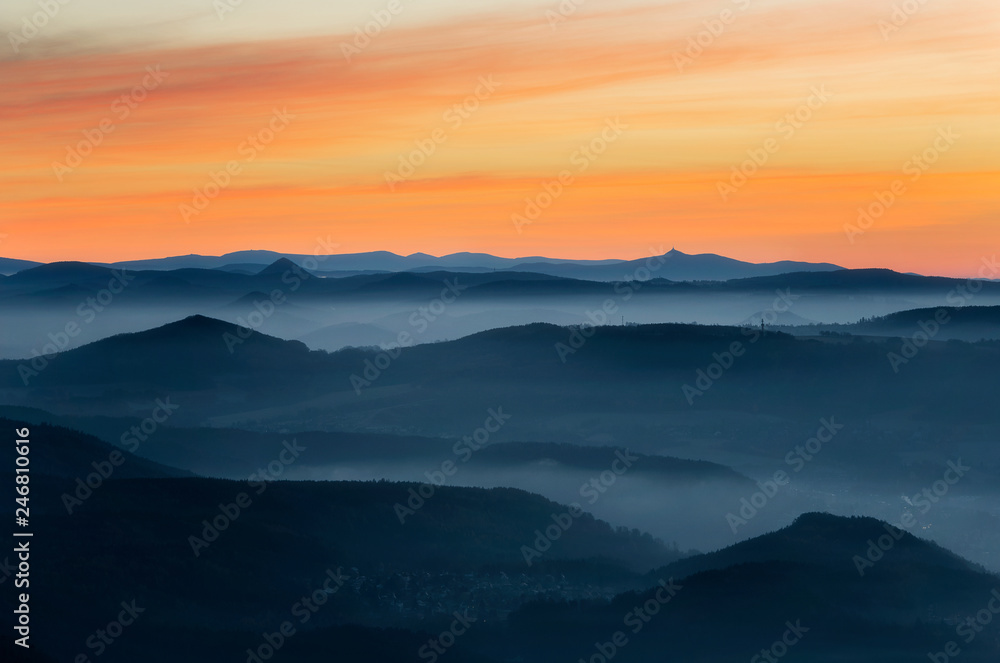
[
  {"xmin": 0, "ymin": 256, "xmax": 43, "ymax": 275},
  {"xmin": 0, "ymin": 249, "xmax": 845, "ymax": 281},
  {"xmin": 4, "ymin": 257, "xmax": 1000, "ymax": 365}
]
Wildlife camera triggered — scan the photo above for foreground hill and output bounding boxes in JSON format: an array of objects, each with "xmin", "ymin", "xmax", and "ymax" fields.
[
  {"xmin": 652, "ymin": 511, "xmax": 986, "ymax": 582},
  {"xmin": 506, "ymin": 512, "xmax": 1000, "ymax": 662},
  {"xmin": 17, "ymin": 472, "xmax": 999, "ymax": 663},
  {"xmin": 19, "ymin": 474, "xmax": 679, "ymax": 662}
]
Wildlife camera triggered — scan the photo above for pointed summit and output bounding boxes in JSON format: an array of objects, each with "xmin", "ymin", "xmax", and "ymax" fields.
[{"xmin": 257, "ymin": 257, "xmax": 310, "ymax": 276}]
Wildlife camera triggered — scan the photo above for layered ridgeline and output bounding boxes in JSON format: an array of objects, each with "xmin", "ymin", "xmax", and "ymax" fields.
[
  {"xmin": 0, "ymin": 404, "xmax": 755, "ymax": 554},
  {"xmin": 2, "ymin": 257, "xmax": 997, "ymax": 358},
  {"xmin": 3, "ymin": 316, "xmax": 999, "ymax": 499},
  {"xmin": 2, "ymin": 315, "xmax": 998, "ymax": 450},
  {"xmin": 4, "ymin": 314, "xmax": 1000, "ymax": 423},
  {"xmin": 5, "ymin": 415, "xmax": 997, "ymax": 663},
  {"xmin": 7, "ymin": 417, "xmax": 683, "ymax": 662},
  {"xmin": 0, "ymin": 408, "xmax": 747, "ymax": 485},
  {"xmin": 0, "ymin": 248, "xmax": 843, "ymax": 279},
  {"xmin": 5, "ymin": 315, "xmax": 999, "ymax": 562}
]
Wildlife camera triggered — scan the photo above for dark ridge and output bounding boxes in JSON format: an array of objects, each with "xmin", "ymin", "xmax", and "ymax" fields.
[{"xmin": 256, "ymin": 257, "xmax": 308, "ymax": 276}]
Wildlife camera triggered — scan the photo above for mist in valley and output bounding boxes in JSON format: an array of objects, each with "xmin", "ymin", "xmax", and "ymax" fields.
[{"xmin": 4, "ymin": 260, "xmax": 1000, "ymax": 662}]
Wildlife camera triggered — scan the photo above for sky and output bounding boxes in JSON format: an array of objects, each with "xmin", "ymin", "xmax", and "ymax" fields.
[{"xmin": 1, "ymin": 0, "xmax": 998, "ymax": 276}]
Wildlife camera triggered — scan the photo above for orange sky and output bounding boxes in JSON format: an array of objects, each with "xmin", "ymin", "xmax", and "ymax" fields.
[{"xmin": 1, "ymin": 0, "xmax": 998, "ymax": 275}]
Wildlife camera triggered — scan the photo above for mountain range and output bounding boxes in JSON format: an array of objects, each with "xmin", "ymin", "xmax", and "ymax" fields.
[
  {"xmin": 7, "ymin": 414, "xmax": 998, "ymax": 663},
  {"xmin": 3, "ymin": 254, "xmax": 1000, "ymax": 360},
  {"xmin": 3, "ymin": 252, "xmax": 1000, "ymax": 662},
  {"xmin": 5, "ymin": 313, "xmax": 1000, "ymax": 559},
  {"xmin": 0, "ymin": 248, "xmax": 844, "ymax": 281}
]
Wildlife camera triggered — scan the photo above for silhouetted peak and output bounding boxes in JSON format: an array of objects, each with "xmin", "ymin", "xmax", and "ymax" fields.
[
  {"xmin": 791, "ymin": 511, "xmax": 863, "ymax": 530},
  {"xmin": 156, "ymin": 314, "xmax": 234, "ymax": 334},
  {"xmin": 257, "ymin": 257, "xmax": 308, "ymax": 276},
  {"xmin": 67, "ymin": 314, "xmax": 310, "ymax": 365},
  {"xmin": 796, "ymin": 511, "xmax": 920, "ymax": 544}
]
